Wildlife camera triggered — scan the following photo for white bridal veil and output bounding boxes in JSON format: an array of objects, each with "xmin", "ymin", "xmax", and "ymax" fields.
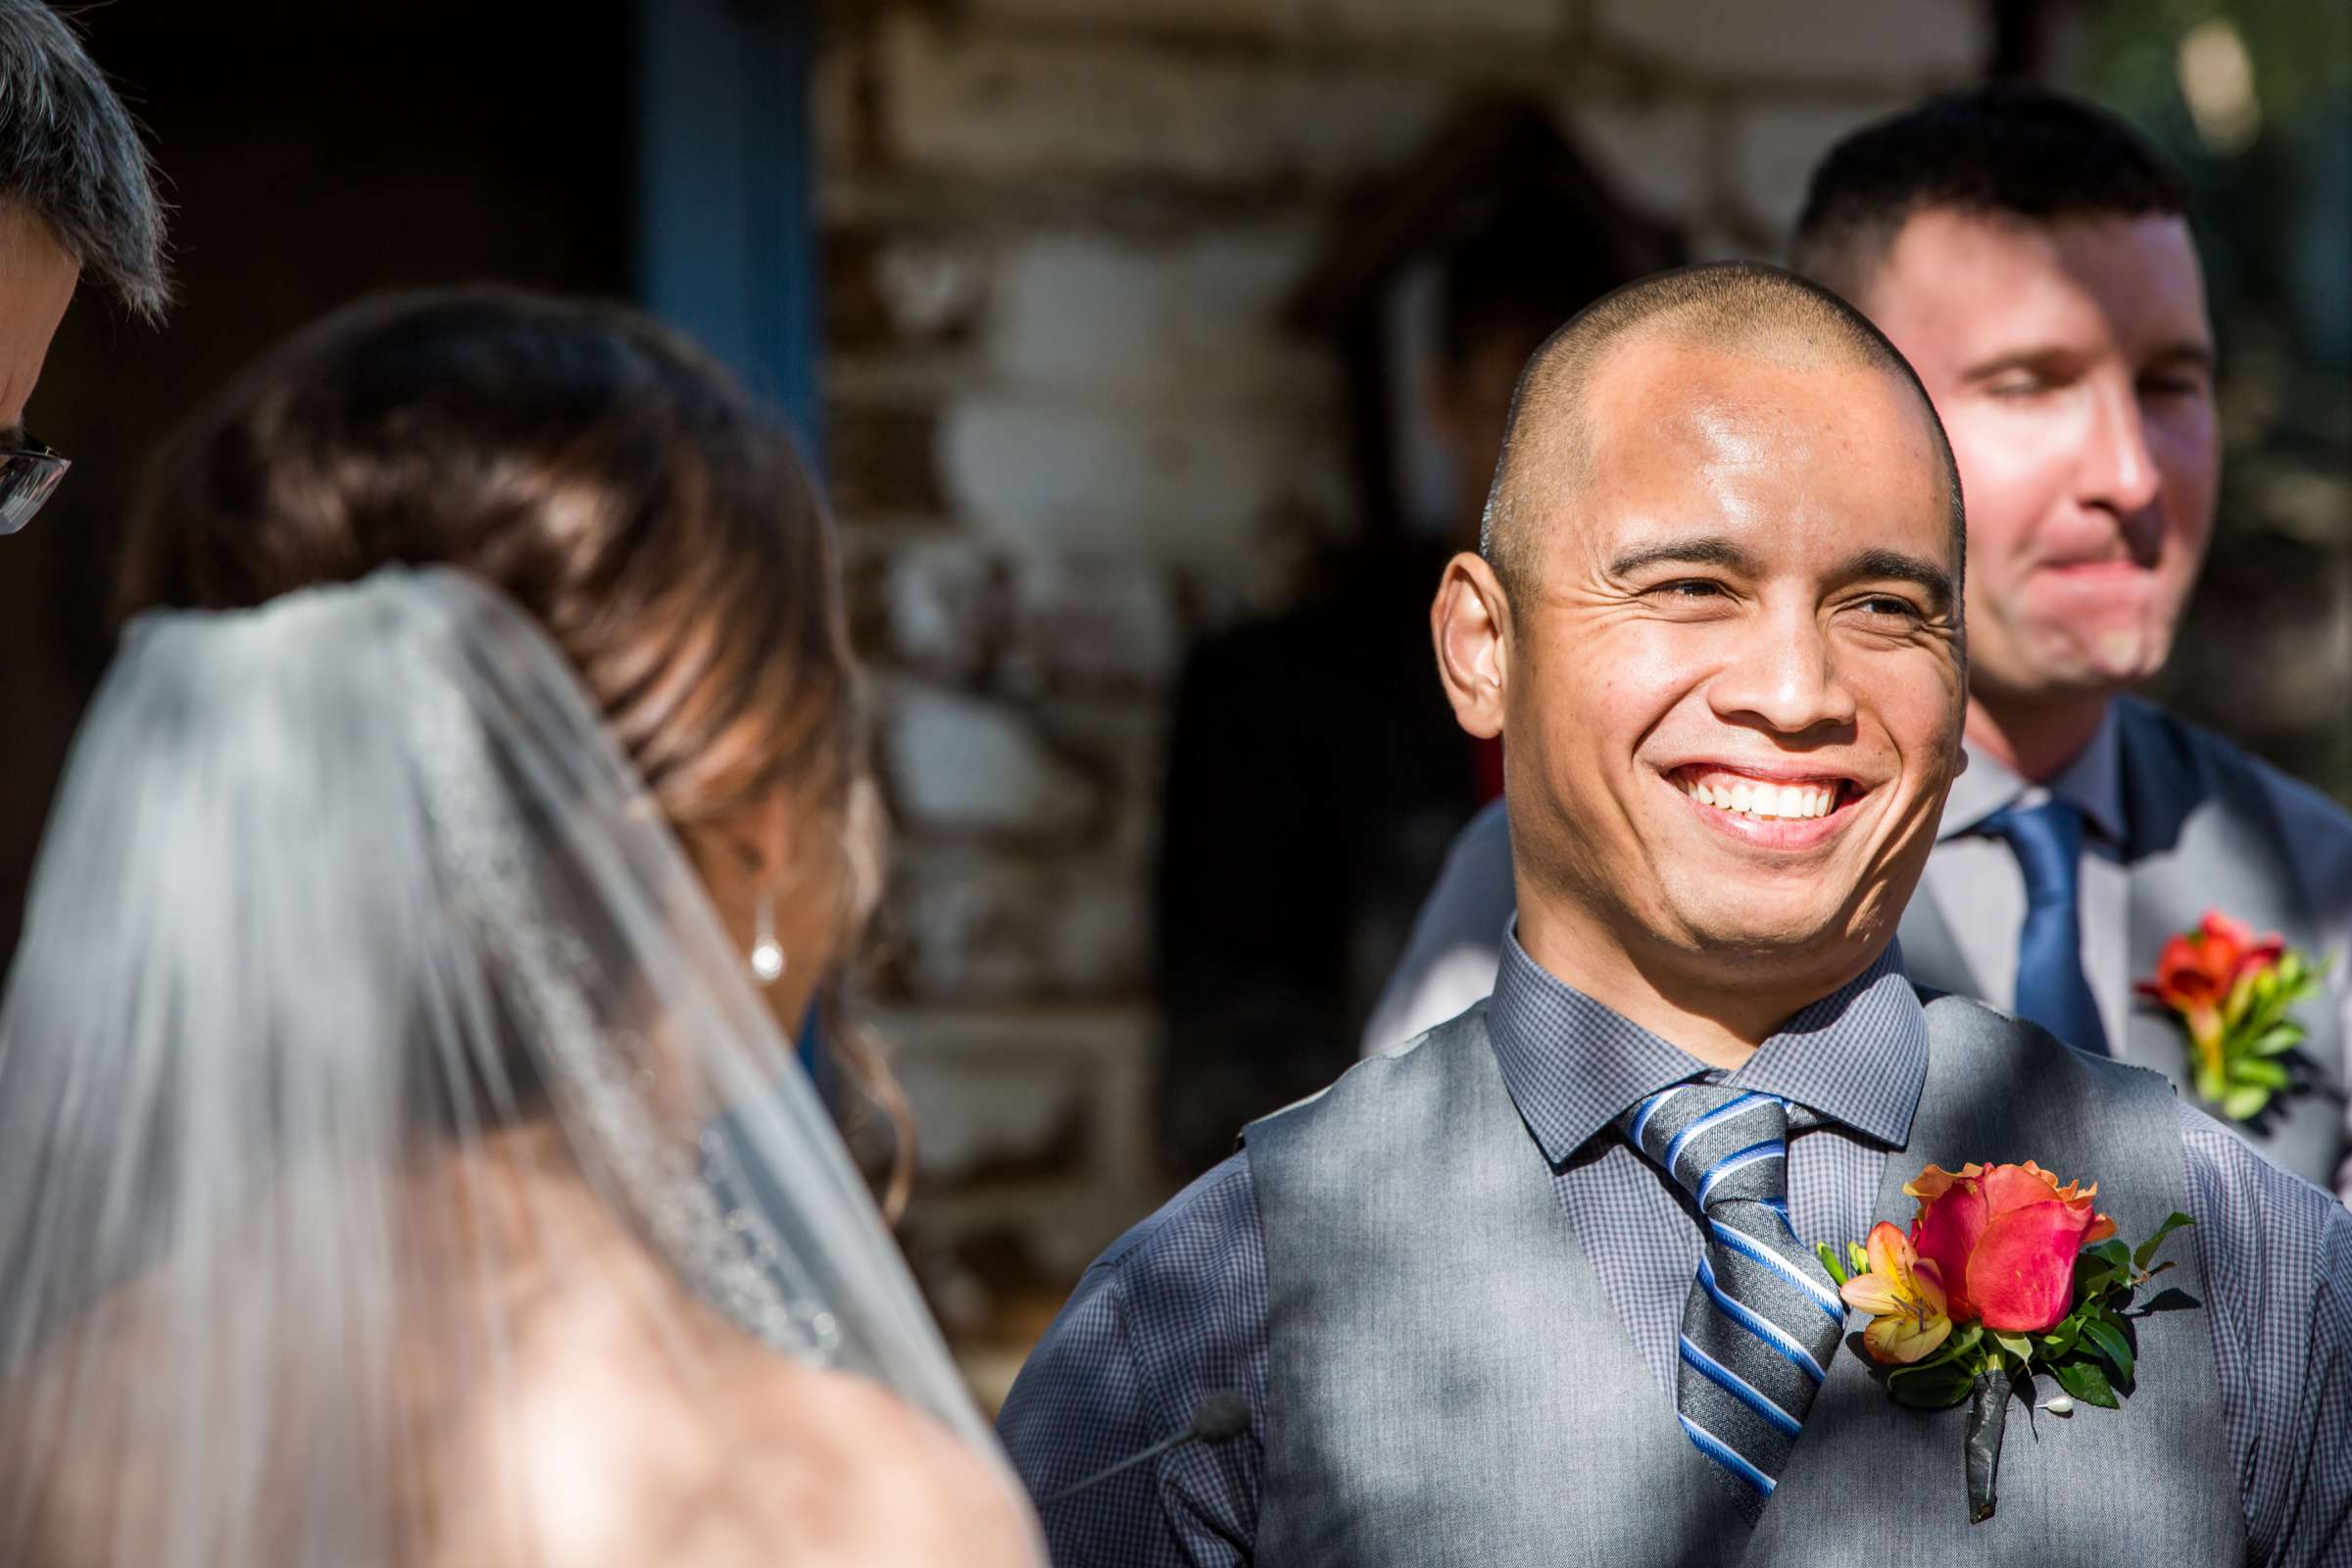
[{"xmin": 0, "ymin": 566, "xmax": 1007, "ymax": 1563}]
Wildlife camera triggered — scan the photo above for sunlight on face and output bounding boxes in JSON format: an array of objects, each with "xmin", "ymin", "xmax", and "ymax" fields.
[
  {"xmin": 1861, "ymin": 210, "xmax": 2217, "ymax": 707},
  {"xmin": 1504, "ymin": 337, "xmax": 1966, "ymax": 990}
]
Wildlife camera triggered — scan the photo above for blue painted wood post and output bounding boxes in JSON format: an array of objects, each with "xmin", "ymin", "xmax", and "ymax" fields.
[{"xmin": 631, "ymin": 0, "xmax": 824, "ymax": 467}]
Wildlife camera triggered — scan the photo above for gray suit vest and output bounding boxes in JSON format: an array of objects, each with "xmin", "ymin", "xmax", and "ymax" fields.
[
  {"xmin": 1247, "ymin": 998, "xmax": 2240, "ymax": 1566},
  {"xmin": 1899, "ymin": 697, "xmax": 2345, "ymax": 1189}
]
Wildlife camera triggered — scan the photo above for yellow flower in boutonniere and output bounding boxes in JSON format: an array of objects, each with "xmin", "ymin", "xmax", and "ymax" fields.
[
  {"xmin": 1837, "ymin": 1220, "xmax": 1951, "ymax": 1363},
  {"xmin": 2136, "ymin": 909, "xmax": 2324, "ymax": 1121}
]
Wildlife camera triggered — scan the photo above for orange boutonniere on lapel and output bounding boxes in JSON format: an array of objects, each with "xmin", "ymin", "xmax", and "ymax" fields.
[
  {"xmin": 1821, "ymin": 1160, "xmax": 2194, "ymax": 1526},
  {"xmin": 2135, "ymin": 909, "xmax": 2323, "ymax": 1122}
]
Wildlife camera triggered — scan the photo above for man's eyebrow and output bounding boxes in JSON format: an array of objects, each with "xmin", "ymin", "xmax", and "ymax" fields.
[
  {"xmin": 1606, "ymin": 536, "xmax": 1761, "ymax": 578},
  {"xmin": 1961, "ymin": 341, "xmax": 2217, "ymax": 382},
  {"xmin": 1838, "ymin": 548, "xmax": 1954, "ymax": 612},
  {"xmin": 1958, "ymin": 347, "xmax": 2079, "ymax": 382},
  {"xmin": 2143, "ymin": 339, "xmax": 2218, "ymax": 375}
]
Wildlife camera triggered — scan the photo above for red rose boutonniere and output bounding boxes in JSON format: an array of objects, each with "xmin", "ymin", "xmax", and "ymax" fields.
[
  {"xmin": 1819, "ymin": 1160, "xmax": 2195, "ymax": 1525},
  {"xmin": 2136, "ymin": 909, "xmax": 2323, "ymax": 1122}
]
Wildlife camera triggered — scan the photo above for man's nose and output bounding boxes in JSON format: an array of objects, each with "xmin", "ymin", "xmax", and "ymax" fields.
[
  {"xmin": 2078, "ymin": 379, "xmax": 2163, "ymax": 518},
  {"xmin": 1705, "ymin": 614, "xmax": 1858, "ymax": 738}
]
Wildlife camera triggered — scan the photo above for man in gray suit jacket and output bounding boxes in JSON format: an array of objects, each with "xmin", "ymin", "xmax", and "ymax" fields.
[
  {"xmin": 1003, "ymin": 262, "xmax": 2350, "ymax": 1565},
  {"xmin": 1363, "ymin": 88, "xmax": 2352, "ymax": 1200}
]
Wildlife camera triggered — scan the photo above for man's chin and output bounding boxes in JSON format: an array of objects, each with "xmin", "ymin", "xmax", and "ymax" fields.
[
  {"xmin": 2013, "ymin": 611, "xmax": 2184, "ymax": 693},
  {"xmin": 1662, "ymin": 902, "xmax": 1876, "ymax": 969}
]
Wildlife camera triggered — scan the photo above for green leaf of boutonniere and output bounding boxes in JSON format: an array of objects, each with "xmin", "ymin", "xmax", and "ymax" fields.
[
  {"xmin": 2049, "ymin": 1355, "xmax": 2120, "ymax": 1410},
  {"xmin": 2221, "ymin": 1086, "xmax": 2270, "ymax": 1120},
  {"xmin": 2079, "ymin": 1316, "xmax": 2134, "ymax": 1383},
  {"xmin": 2132, "ymin": 1212, "xmax": 2195, "ymax": 1274},
  {"xmin": 2073, "ymin": 1237, "xmax": 2132, "ymax": 1299},
  {"xmin": 1887, "ymin": 1354, "xmax": 1979, "ymax": 1410}
]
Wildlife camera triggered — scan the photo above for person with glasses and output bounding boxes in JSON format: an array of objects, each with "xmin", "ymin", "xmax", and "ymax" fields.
[{"xmin": 0, "ymin": 1, "xmax": 171, "ymax": 537}]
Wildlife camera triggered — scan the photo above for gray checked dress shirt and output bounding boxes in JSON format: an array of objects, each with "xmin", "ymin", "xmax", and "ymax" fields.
[{"xmin": 1000, "ymin": 932, "xmax": 2352, "ymax": 1566}]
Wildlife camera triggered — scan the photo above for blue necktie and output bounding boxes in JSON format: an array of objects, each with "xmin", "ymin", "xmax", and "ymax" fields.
[
  {"xmin": 1622, "ymin": 1083, "xmax": 1843, "ymax": 1521},
  {"xmin": 1978, "ymin": 798, "xmax": 2109, "ymax": 1056}
]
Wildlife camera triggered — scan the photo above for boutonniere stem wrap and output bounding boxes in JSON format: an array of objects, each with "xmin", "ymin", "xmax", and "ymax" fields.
[
  {"xmin": 1818, "ymin": 1160, "xmax": 2195, "ymax": 1525},
  {"xmin": 2136, "ymin": 909, "xmax": 2323, "ymax": 1122}
]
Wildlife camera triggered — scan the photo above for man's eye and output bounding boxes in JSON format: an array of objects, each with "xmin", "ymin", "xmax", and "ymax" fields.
[
  {"xmin": 1986, "ymin": 375, "xmax": 2050, "ymax": 399},
  {"xmin": 1855, "ymin": 594, "xmax": 1923, "ymax": 621},
  {"xmin": 1659, "ymin": 579, "xmax": 1726, "ymax": 600}
]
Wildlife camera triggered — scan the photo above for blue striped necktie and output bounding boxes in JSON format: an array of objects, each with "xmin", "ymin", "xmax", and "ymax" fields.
[{"xmin": 1621, "ymin": 1082, "xmax": 1844, "ymax": 1520}]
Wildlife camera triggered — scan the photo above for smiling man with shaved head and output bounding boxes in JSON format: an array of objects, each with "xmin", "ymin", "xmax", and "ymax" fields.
[
  {"xmin": 1456, "ymin": 266, "xmax": 1965, "ymax": 1061},
  {"xmin": 1374, "ymin": 90, "xmax": 2352, "ymax": 1209},
  {"xmin": 999, "ymin": 260, "xmax": 2350, "ymax": 1566}
]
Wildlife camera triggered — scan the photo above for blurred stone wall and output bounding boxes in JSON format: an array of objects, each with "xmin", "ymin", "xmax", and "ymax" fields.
[{"xmin": 814, "ymin": 0, "xmax": 1990, "ymax": 1380}]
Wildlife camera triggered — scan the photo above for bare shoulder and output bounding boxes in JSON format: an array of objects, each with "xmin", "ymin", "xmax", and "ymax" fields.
[
  {"xmin": 486, "ymin": 1272, "xmax": 1041, "ymax": 1567},
  {"xmin": 727, "ymin": 1362, "xmax": 1044, "ymax": 1567}
]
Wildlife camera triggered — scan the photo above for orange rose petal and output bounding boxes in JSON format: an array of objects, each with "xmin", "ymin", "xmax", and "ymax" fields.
[
  {"xmin": 1969, "ymin": 1200, "xmax": 2096, "ymax": 1334},
  {"xmin": 1981, "ymin": 1162, "xmax": 2063, "ymax": 1219},
  {"xmin": 1902, "ymin": 1163, "xmax": 1977, "ymax": 1203}
]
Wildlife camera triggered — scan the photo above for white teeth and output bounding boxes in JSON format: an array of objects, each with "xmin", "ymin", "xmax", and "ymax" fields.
[{"xmin": 1681, "ymin": 775, "xmax": 1840, "ymax": 820}]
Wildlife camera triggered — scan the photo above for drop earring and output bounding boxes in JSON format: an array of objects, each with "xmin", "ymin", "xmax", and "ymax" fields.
[{"xmin": 749, "ymin": 892, "xmax": 787, "ymax": 986}]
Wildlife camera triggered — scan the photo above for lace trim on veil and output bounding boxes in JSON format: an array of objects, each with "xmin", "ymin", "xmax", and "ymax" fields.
[{"xmin": 407, "ymin": 603, "xmax": 842, "ymax": 1364}]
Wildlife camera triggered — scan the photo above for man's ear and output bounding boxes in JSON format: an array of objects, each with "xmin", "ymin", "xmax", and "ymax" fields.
[
  {"xmin": 1432, "ymin": 551, "xmax": 1512, "ymax": 741},
  {"xmin": 689, "ymin": 784, "xmax": 801, "ymax": 903}
]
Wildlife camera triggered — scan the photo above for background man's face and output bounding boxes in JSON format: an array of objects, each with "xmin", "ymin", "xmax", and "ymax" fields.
[
  {"xmin": 1862, "ymin": 209, "xmax": 2218, "ymax": 710},
  {"xmin": 1505, "ymin": 337, "xmax": 1965, "ymax": 986},
  {"xmin": 0, "ymin": 205, "xmax": 78, "ymax": 434}
]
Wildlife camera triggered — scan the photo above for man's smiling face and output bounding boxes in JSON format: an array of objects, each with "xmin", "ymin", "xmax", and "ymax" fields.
[{"xmin": 1502, "ymin": 334, "xmax": 1966, "ymax": 993}]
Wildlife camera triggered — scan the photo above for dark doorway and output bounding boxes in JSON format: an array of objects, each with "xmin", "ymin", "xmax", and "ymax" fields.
[{"xmin": 0, "ymin": 1, "xmax": 633, "ymax": 960}]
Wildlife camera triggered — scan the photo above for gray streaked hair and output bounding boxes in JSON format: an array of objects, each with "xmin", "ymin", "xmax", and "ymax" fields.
[{"xmin": 0, "ymin": 1, "xmax": 168, "ymax": 319}]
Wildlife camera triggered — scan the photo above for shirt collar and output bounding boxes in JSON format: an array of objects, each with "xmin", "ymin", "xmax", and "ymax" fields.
[
  {"xmin": 1938, "ymin": 702, "xmax": 2125, "ymax": 844},
  {"xmin": 1486, "ymin": 926, "xmax": 1929, "ymax": 1163}
]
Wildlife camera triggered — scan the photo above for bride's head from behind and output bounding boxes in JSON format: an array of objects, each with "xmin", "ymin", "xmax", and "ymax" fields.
[
  {"xmin": 118, "ymin": 288, "xmax": 875, "ymax": 1048},
  {"xmin": 0, "ymin": 290, "xmax": 1042, "ymax": 1567}
]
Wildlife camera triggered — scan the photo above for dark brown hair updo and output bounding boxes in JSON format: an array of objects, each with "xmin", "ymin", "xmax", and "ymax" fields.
[
  {"xmin": 118, "ymin": 286, "xmax": 860, "ymax": 836},
  {"xmin": 116, "ymin": 287, "xmax": 911, "ymax": 1203}
]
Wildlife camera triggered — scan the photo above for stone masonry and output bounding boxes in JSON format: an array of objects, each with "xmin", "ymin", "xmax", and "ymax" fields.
[{"xmin": 817, "ymin": 0, "xmax": 1992, "ymax": 1393}]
